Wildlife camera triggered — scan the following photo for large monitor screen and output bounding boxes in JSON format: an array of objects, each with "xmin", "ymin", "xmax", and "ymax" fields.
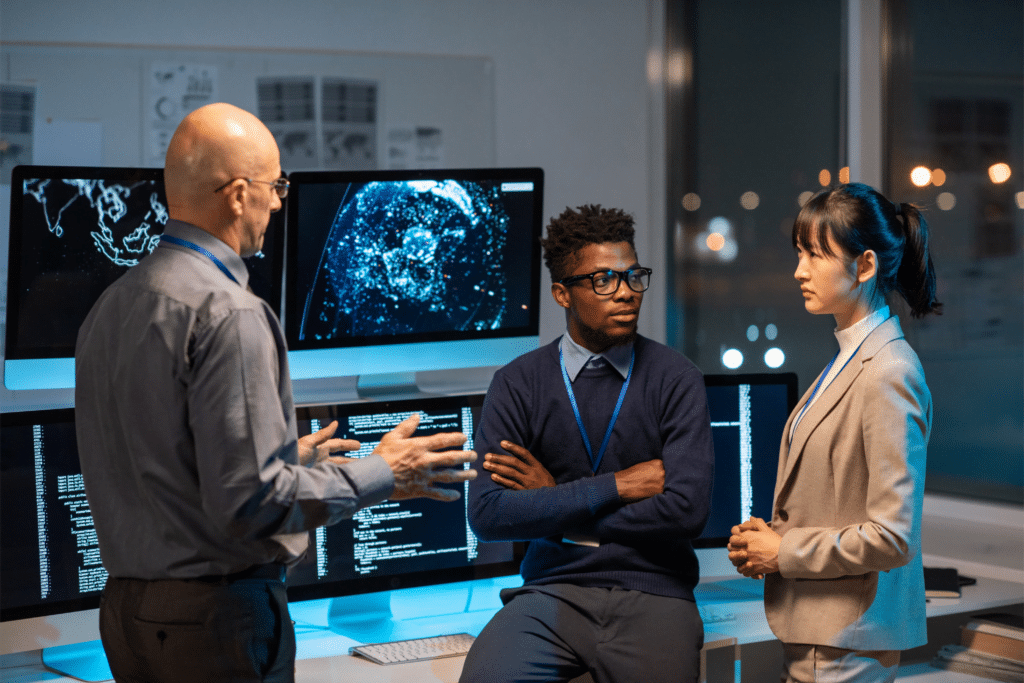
[
  {"xmin": 0, "ymin": 408, "xmax": 100, "ymax": 621},
  {"xmin": 287, "ymin": 393, "xmax": 522, "ymax": 602},
  {"xmin": 695, "ymin": 372, "xmax": 798, "ymax": 547},
  {"xmin": 0, "ymin": 394, "xmax": 521, "ymax": 625},
  {"xmin": 283, "ymin": 168, "xmax": 543, "ymax": 380},
  {"xmin": 3, "ymin": 165, "xmax": 284, "ymax": 390}
]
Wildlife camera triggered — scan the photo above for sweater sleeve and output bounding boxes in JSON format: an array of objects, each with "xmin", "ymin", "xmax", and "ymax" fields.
[
  {"xmin": 467, "ymin": 370, "xmax": 622, "ymax": 542},
  {"xmin": 586, "ymin": 365, "xmax": 715, "ymax": 543}
]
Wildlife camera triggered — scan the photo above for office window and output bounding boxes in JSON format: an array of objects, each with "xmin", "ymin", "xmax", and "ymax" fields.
[
  {"xmin": 666, "ymin": 1, "xmax": 844, "ymax": 390},
  {"xmin": 888, "ymin": 0, "xmax": 1023, "ymax": 503}
]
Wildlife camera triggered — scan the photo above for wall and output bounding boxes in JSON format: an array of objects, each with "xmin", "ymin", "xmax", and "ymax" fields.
[{"xmin": 0, "ymin": 0, "xmax": 667, "ymax": 350}]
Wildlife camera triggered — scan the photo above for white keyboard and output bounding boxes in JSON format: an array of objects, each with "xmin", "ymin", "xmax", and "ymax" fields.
[{"xmin": 349, "ymin": 632, "xmax": 476, "ymax": 665}]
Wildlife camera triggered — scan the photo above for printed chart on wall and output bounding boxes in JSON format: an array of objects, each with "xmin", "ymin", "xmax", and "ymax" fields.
[
  {"xmin": 145, "ymin": 62, "xmax": 219, "ymax": 167},
  {"xmin": 257, "ymin": 76, "xmax": 379, "ymax": 171}
]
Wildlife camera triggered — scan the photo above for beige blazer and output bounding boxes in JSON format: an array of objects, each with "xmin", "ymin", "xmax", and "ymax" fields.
[{"xmin": 764, "ymin": 316, "xmax": 930, "ymax": 651}]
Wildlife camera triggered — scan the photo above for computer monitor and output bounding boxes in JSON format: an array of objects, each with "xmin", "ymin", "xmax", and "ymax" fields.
[
  {"xmin": 288, "ymin": 393, "xmax": 523, "ymax": 641},
  {"xmin": 695, "ymin": 372, "xmax": 799, "ymax": 547},
  {"xmin": 283, "ymin": 168, "xmax": 543, "ymax": 388},
  {"xmin": 0, "ymin": 394, "xmax": 522, "ymax": 653},
  {"xmin": 3, "ymin": 165, "xmax": 284, "ymax": 390}
]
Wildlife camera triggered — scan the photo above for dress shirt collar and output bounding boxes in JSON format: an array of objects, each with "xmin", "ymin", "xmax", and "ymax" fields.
[
  {"xmin": 834, "ymin": 304, "xmax": 890, "ymax": 355},
  {"xmin": 559, "ymin": 332, "xmax": 634, "ymax": 382},
  {"xmin": 160, "ymin": 219, "xmax": 250, "ymax": 289}
]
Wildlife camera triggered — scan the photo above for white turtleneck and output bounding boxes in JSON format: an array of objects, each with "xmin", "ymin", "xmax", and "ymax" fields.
[{"xmin": 790, "ymin": 305, "xmax": 891, "ymax": 442}]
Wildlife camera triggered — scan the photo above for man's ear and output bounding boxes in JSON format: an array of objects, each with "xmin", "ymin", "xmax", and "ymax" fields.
[
  {"xmin": 552, "ymin": 282, "xmax": 572, "ymax": 310},
  {"xmin": 855, "ymin": 249, "xmax": 877, "ymax": 284}
]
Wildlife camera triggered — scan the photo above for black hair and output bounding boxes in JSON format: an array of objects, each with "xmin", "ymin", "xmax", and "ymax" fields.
[
  {"xmin": 540, "ymin": 204, "xmax": 636, "ymax": 282},
  {"xmin": 792, "ymin": 182, "xmax": 941, "ymax": 318}
]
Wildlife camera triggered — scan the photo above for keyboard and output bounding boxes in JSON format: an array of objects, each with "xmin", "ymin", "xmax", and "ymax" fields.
[
  {"xmin": 349, "ymin": 632, "xmax": 476, "ymax": 665},
  {"xmin": 698, "ymin": 606, "xmax": 738, "ymax": 624}
]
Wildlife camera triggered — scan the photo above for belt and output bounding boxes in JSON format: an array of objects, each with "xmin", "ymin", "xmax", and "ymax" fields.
[{"xmin": 195, "ymin": 563, "xmax": 286, "ymax": 584}]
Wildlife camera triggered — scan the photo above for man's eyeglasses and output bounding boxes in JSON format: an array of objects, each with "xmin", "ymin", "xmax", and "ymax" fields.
[
  {"xmin": 214, "ymin": 176, "xmax": 290, "ymax": 199},
  {"xmin": 558, "ymin": 267, "xmax": 652, "ymax": 295}
]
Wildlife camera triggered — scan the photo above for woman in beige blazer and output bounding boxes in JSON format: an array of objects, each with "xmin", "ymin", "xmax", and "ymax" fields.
[{"xmin": 728, "ymin": 183, "xmax": 942, "ymax": 683}]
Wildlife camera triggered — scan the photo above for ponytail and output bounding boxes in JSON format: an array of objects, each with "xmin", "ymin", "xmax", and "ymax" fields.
[{"xmin": 894, "ymin": 202, "xmax": 942, "ymax": 318}]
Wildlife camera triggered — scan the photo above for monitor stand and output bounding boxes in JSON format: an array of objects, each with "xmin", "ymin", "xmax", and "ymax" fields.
[
  {"xmin": 41, "ymin": 639, "xmax": 112, "ymax": 682},
  {"xmin": 326, "ymin": 579, "xmax": 513, "ymax": 644}
]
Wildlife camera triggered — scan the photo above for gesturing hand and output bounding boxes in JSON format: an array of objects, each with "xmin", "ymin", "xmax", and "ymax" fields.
[
  {"xmin": 298, "ymin": 420, "xmax": 361, "ymax": 466},
  {"xmin": 373, "ymin": 413, "xmax": 477, "ymax": 502},
  {"xmin": 484, "ymin": 441, "xmax": 556, "ymax": 490}
]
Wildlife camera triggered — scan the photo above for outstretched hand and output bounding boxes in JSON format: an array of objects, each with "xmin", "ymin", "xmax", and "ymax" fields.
[
  {"xmin": 727, "ymin": 516, "xmax": 781, "ymax": 579},
  {"xmin": 373, "ymin": 413, "xmax": 477, "ymax": 502},
  {"xmin": 298, "ymin": 420, "xmax": 361, "ymax": 466},
  {"xmin": 484, "ymin": 441, "xmax": 556, "ymax": 490}
]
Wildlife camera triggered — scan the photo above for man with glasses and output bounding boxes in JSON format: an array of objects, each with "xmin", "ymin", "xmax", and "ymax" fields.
[
  {"xmin": 459, "ymin": 204, "xmax": 714, "ymax": 683},
  {"xmin": 75, "ymin": 102, "xmax": 476, "ymax": 683}
]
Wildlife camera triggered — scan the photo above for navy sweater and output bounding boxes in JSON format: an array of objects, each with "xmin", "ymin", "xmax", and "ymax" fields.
[{"xmin": 468, "ymin": 335, "xmax": 714, "ymax": 601}]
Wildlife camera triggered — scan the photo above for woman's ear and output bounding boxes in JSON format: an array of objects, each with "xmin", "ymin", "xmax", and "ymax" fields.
[{"xmin": 855, "ymin": 249, "xmax": 877, "ymax": 284}]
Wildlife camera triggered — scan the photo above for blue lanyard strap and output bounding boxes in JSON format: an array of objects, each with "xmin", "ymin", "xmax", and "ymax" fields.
[
  {"xmin": 560, "ymin": 347, "xmax": 635, "ymax": 473},
  {"xmin": 159, "ymin": 234, "xmax": 239, "ymax": 285},
  {"xmin": 790, "ymin": 337, "xmax": 869, "ymax": 444}
]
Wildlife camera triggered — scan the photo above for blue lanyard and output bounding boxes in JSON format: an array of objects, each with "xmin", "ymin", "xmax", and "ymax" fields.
[
  {"xmin": 560, "ymin": 347, "xmax": 635, "ymax": 473},
  {"xmin": 790, "ymin": 337, "xmax": 868, "ymax": 444},
  {"xmin": 159, "ymin": 234, "xmax": 239, "ymax": 285}
]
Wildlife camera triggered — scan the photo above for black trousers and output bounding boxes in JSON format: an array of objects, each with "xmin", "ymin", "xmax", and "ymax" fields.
[
  {"xmin": 459, "ymin": 583, "xmax": 704, "ymax": 683},
  {"xmin": 99, "ymin": 571, "xmax": 295, "ymax": 683}
]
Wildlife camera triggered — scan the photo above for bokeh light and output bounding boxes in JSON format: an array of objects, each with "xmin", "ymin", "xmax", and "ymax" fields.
[
  {"xmin": 1016, "ymin": 192, "xmax": 1024, "ymax": 209},
  {"xmin": 798, "ymin": 191, "xmax": 814, "ymax": 207},
  {"xmin": 818, "ymin": 169, "xmax": 831, "ymax": 186},
  {"xmin": 838, "ymin": 167, "xmax": 850, "ymax": 184},
  {"xmin": 989, "ymin": 163, "xmax": 1012, "ymax": 184},
  {"xmin": 706, "ymin": 233, "xmax": 725, "ymax": 251},
  {"xmin": 765, "ymin": 323, "xmax": 778, "ymax": 340},
  {"xmin": 931, "ymin": 168, "xmax": 946, "ymax": 186},
  {"xmin": 764, "ymin": 348, "xmax": 785, "ymax": 369},
  {"xmin": 682, "ymin": 192, "xmax": 701, "ymax": 211},
  {"xmin": 910, "ymin": 166, "xmax": 932, "ymax": 187},
  {"xmin": 936, "ymin": 192, "xmax": 956, "ymax": 211},
  {"xmin": 722, "ymin": 348, "xmax": 744, "ymax": 370},
  {"xmin": 746, "ymin": 325, "xmax": 759, "ymax": 342},
  {"xmin": 740, "ymin": 191, "xmax": 760, "ymax": 210}
]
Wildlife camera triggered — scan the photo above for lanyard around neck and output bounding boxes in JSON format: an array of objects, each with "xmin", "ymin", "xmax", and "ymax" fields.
[
  {"xmin": 159, "ymin": 234, "xmax": 239, "ymax": 285},
  {"xmin": 789, "ymin": 336, "xmax": 868, "ymax": 444},
  {"xmin": 560, "ymin": 346, "xmax": 635, "ymax": 473}
]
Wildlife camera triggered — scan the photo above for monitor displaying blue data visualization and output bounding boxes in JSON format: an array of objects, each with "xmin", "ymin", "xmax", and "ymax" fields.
[
  {"xmin": 287, "ymin": 393, "xmax": 523, "ymax": 603},
  {"xmin": 3, "ymin": 165, "xmax": 284, "ymax": 390},
  {"xmin": 695, "ymin": 372, "xmax": 798, "ymax": 547},
  {"xmin": 283, "ymin": 168, "xmax": 543, "ymax": 380}
]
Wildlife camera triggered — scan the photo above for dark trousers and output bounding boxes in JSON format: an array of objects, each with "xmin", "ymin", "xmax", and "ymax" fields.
[
  {"xmin": 459, "ymin": 583, "xmax": 704, "ymax": 683},
  {"xmin": 99, "ymin": 573, "xmax": 295, "ymax": 683}
]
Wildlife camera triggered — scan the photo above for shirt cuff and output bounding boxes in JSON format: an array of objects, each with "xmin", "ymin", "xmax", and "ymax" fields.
[{"xmin": 347, "ymin": 454, "xmax": 395, "ymax": 508}]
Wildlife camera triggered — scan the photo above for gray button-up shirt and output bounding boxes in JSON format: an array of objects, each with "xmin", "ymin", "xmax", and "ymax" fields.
[{"xmin": 75, "ymin": 219, "xmax": 393, "ymax": 580}]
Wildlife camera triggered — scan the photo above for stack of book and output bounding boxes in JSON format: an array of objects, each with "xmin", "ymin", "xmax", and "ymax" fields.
[{"xmin": 931, "ymin": 612, "xmax": 1024, "ymax": 682}]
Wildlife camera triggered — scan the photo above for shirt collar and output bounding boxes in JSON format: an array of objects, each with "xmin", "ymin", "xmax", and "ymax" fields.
[
  {"xmin": 559, "ymin": 332, "xmax": 634, "ymax": 381},
  {"xmin": 834, "ymin": 304, "xmax": 890, "ymax": 355},
  {"xmin": 161, "ymin": 219, "xmax": 250, "ymax": 289}
]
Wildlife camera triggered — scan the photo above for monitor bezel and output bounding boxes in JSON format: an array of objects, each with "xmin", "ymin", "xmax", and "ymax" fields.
[
  {"xmin": 282, "ymin": 166, "xmax": 544, "ymax": 353},
  {"xmin": 692, "ymin": 371, "xmax": 799, "ymax": 549}
]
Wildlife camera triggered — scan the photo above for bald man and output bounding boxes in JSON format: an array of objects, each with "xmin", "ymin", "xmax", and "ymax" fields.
[{"xmin": 75, "ymin": 103, "xmax": 476, "ymax": 683}]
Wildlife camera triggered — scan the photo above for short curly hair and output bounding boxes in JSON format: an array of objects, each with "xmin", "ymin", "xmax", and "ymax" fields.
[{"xmin": 540, "ymin": 204, "xmax": 637, "ymax": 282}]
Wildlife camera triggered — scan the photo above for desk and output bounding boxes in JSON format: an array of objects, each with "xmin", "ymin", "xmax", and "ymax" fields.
[{"xmin": 1, "ymin": 581, "xmax": 737, "ymax": 683}]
